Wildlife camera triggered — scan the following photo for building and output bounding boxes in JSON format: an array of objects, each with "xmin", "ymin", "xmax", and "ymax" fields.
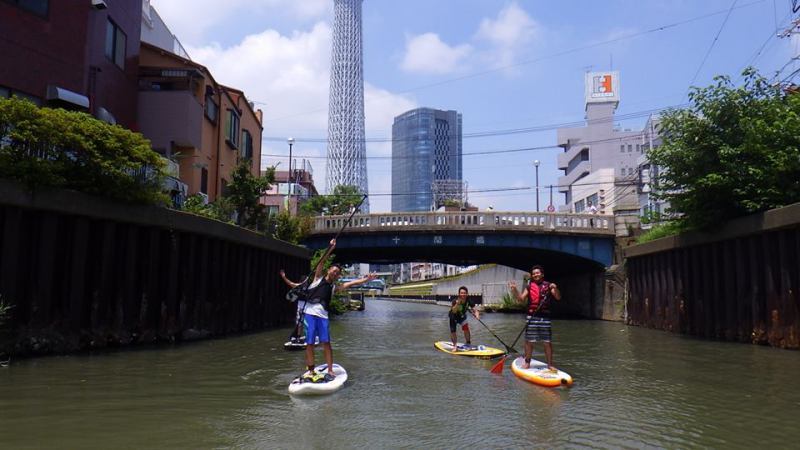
[
  {"xmin": 327, "ymin": 0, "xmax": 369, "ymax": 211},
  {"xmin": 391, "ymin": 108, "xmax": 463, "ymax": 212},
  {"xmin": 0, "ymin": 0, "xmax": 143, "ymax": 128},
  {"xmin": 137, "ymin": 42, "xmax": 263, "ymax": 202},
  {"xmin": 636, "ymin": 115, "xmax": 670, "ymax": 227},
  {"xmin": 140, "ymin": 0, "xmax": 189, "ymax": 59},
  {"xmin": 556, "ymin": 72, "xmax": 643, "ymax": 215},
  {"xmin": 260, "ymin": 159, "xmax": 319, "ymax": 217}
]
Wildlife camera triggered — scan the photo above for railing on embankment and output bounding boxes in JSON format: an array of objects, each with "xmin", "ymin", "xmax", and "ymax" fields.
[
  {"xmin": 0, "ymin": 181, "xmax": 309, "ymax": 357},
  {"xmin": 624, "ymin": 203, "xmax": 800, "ymax": 349}
]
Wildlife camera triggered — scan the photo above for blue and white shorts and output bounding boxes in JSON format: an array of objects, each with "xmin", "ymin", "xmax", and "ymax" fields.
[{"xmin": 525, "ymin": 316, "xmax": 552, "ymax": 342}]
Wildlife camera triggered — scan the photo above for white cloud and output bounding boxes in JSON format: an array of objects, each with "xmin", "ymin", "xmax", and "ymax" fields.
[
  {"xmin": 185, "ymin": 21, "xmax": 415, "ymax": 206},
  {"xmin": 400, "ymin": 33, "xmax": 473, "ymax": 75},
  {"xmin": 150, "ymin": 0, "xmax": 331, "ymax": 44},
  {"xmin": 474, "ymin": 1, "xmax": 540, "ymax": 69}
]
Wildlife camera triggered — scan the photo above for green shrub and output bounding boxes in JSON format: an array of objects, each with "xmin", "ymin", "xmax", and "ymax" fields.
[
  {"xmin": 637, "ymin": 221, "xmax": 684, "ymax": 243},
  {"xmin": 501, "ymin": 292, "xmax": 525, "ymax": 311},
  {"xmin": 0, "ymin": 97, "xmax": 168, "ymax": 205}
]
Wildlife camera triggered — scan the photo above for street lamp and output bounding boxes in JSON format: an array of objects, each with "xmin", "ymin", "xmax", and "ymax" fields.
[
  {"xmin": 534, "ymin": 160, "xmax": 540, "ymax": 212},
  {"xmin": 287, "ymin": 137, "xmax": 294, "ymax": 215}
]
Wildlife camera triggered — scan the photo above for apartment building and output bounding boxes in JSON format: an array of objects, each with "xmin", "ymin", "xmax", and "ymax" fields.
[
  {"xmin": 0, "ymin": 0, "xmax": 142, "ymax": 128},
  {"xmin": 137, "ymin": 42, "xmax": 263, "ymax": 202}
]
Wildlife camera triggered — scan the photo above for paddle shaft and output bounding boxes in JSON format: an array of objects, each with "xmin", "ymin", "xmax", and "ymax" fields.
[
  {"xmin": 289, "ymin": 195, "xmax": 367, "ymax": 337},
  {"xmin": 472, "ymin": 314, "xmax": 519, "ymax": 354}
]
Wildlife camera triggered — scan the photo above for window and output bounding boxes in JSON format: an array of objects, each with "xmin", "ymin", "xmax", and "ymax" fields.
[
  {"xmin": 241, "ymin": 130, "xmax": 253, "ymax": 159},
  {"xmin": 204, "ymin": 95, "xmax": 218, "ymax": 123},
  {"xmin": 620, "ymin": 145, "xmax": 625, "ymax": 153},
  {"xmin": 587, "ymin": 193, "xmax": 599, "ymax": 208},
  {"xmin": 636, "ymin": 144, "xmax": 641, "ymax": 153},
  {"xmin": 200, "ymin": 168, "xmax": 208, "ymax": 194},
  {"xmin": 627, "ymin": 144, "xmax": 633, "ymax": 152},
  {"xmin": 6, "ymin": 0, "xmax": 48, "ymax": 16},
  {"xmin": 574, "ymin": 199, "xmax": 585, "ymax": 213},
  {"xmin": 105, "ymin": 19, "xmax": 126, "ymax": 69},
  {"xmin": 225, "ymin": 109, "xmax": 239, "ymax": 148}
]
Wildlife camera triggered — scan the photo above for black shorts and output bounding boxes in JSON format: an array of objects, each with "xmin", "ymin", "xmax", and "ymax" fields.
[{"xmin": 449, "ymin": 313, "xmax": 467, "ymax": 333}]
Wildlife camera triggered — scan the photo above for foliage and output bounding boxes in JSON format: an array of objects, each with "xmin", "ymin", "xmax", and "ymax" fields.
[
  {"xmin": 300, "ymin": 184, "xmax": 364, "ymax": 216},
  {"xmin": 649, "ymin": 68, "xmax": 800, "ymax": 229},
  {"xmin": 637, "ymin": 221, "xmax": 685, "ymax": 244},
  {"xmin": 271, "ymin": 210, "xmax": 312, "ymax": 243},
  {"xmin": 226, "ymin": 160, "xmax": 274, "ymax": 230},
  {"xmin": 0, "ymin": 297, "xmax": 11, "ymax": 326},
  {"xmin": 328, "ymin": 296, "xmax": 347, "ymax": 315},
  {"xmin": 0, "ymin": 97, "xmax": 168, "ymax": 205},
  {"xmin": 182, "ymin": 194, "xmax": 235, "ymax": 223},
  {"xmin": 501, "ymin": 292, "xmax": 526, "ymax": 311},
  {"xmin": 441, "ymin": 199, "xmax": 462, "ymax": 208}
]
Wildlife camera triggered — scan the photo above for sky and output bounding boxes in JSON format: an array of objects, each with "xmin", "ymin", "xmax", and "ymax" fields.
[{"xmin": 152, "ymin": 0, "xmax": 797, "ymax": 213}]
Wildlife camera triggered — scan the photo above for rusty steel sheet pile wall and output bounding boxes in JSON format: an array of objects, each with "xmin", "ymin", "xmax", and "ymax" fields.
[
  {"xmin": 0, "ymin": 182, "xmax": 309, "ymax": 357},
  {"xmin": 625, "ymin": 204, "xmax": 800, "ymax": 349}
]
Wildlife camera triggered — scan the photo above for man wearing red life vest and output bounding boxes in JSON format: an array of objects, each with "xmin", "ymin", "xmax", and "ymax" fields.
[{"xmin": 508, "ymin": 265, "xmax": 561, "ymax": 370}]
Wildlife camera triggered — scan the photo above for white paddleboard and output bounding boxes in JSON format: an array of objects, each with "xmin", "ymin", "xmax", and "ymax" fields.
[
  {"xmin": 288, "ymin": 363, "xmax": 348, "ymax": 396},
  {"xmin": 511, "ymin": 356, "xmax": 573, "ymax": 387}
]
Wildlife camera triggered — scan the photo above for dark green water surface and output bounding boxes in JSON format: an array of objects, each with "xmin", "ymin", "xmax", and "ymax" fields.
[{"xmin": 2, "ymin": 299, "xmax": 799, "ymax": 449}]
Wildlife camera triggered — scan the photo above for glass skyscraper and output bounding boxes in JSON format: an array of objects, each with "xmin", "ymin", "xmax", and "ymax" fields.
[{"xmin": 391, "ymin": 108, "xmax": 462, "ymax": 212}]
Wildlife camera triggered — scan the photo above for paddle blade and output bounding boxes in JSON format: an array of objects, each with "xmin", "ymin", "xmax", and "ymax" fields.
[{"xmin": 490, "ymin": 355, "xmax": 507, "ymax": 374}]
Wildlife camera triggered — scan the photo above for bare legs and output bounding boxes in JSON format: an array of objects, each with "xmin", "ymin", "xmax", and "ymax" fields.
[
  {"xmin": 304, "ymin": 342, "xmax": 335, "ymax": 375},
  {"xmin": 522, "ymin": 340, "xmax": 555, "ymax": 370}
]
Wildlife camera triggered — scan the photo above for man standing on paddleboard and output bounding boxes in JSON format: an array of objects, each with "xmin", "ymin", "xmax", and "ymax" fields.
[
  {"xmin": 302, "ymin": 239, "xmax": 377, "ymax": 381},
  {"xmin": 279, "ymin": 269, "xmax": 308, "ymax": 343},
  {"xmin": 508, "ymin": 265, "xmax": 561, "ymax": 371},
  {"xmin": 449, "ymin": 286, "xmax": 480, "ymax": 351}
]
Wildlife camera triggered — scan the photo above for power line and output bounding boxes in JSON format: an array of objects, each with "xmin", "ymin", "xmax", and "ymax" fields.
[
  {"xmin": 689, "ymin": 0, "xmax": 739, "ymax": 90},
  {"xmin": 262, "ymin": 104, "xmax": 681, "ymax": 144},
  {"xmin": 261, "ymin": 133, "xmax": 662, "ymax": 162},
  {"xmin": 261, "ymin": 0, "xmax": 766, "ymax": 125}
]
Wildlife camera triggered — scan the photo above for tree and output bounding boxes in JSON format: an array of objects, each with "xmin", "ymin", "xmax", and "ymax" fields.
[
  {"xmin": 225, "ymin": 160, "xmax": 274, "ymax": 230},
  {"xmin": 649, "ymin": 68, "xmax": 800, "ymax": 229},
  {"xmin": 300, "ymin": 184, "xmax": 364, "ymax": 216}
]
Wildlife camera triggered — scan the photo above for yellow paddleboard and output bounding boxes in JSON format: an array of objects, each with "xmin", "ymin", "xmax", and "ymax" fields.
[
  {"xmin": 511, "ymin": 356, "xmax": 573, "ymax": 387},
  {"xmin": 434, "ymin": 341, "xmax": 505, "ymax": 359}
]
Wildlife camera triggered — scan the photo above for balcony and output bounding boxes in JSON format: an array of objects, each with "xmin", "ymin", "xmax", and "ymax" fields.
[{"xmin": 138, "ymin": 90, "xmax": 203, "ymax": 151}]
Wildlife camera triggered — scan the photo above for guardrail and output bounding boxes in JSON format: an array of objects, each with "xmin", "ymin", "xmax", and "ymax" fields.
[{"xmin": 311, "ymin": 211, "xmax": 614, "ymax": 235}]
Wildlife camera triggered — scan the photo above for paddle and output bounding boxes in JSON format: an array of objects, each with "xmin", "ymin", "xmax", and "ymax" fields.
[
  {"xmin": 286, "ymin": 195, "xmax": 367, "ymax": 339},
  {"xmin": 490, "ymin": 281, "xmax": 549, "ymax": 374},
  {"xmin": 472, "ymin": 313, "xmax": 519, "ymax": 354}
]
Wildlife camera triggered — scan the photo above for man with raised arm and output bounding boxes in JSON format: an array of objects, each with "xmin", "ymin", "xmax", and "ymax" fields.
[
  {"xmin": 508, "ymin": 265, "xmax": 561, "ymax": 371},
  {"xmin": 302, "ymin": 238, "xmax": 377, "ymax": 381}
]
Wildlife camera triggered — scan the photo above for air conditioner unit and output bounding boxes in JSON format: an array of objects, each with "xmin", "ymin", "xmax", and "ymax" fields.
[{"xmin": 91, "ymin": 0, "xmax": 108, "ymax": 10}]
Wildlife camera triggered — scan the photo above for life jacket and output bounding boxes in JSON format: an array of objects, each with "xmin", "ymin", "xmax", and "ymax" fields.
[
  {"xmin": 527, "ymin": 280, "xmax": 552, "ymax": 316},
  {"xmin": 306, "ymin": 277, "xmax": 335, "ymax": 311}
]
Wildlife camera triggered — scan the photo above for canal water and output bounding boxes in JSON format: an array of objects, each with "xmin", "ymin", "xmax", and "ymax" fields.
[{"xmin": 2, "ymin": 300, "xmax": 799, "ymax": 449}]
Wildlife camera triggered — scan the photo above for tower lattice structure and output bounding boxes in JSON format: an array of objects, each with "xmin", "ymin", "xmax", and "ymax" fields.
[{"xmin": 327, "ymin": 0, "xmax": 369, "ymax": 212}]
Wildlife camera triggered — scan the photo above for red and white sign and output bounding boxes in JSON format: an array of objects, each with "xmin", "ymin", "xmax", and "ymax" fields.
[{"xmin": 585, "ymin": 71, "xmax": 620, "ymax": 104}]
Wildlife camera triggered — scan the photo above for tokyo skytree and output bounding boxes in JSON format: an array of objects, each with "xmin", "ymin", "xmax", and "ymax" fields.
[{"xmin": 327, "ymin": 0, "xmax": 369, "ymax": 212}]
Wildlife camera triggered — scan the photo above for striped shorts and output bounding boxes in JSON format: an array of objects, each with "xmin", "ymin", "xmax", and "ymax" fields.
[{"xmin": 525, "ymin": 316, "xmax": 552, "ymax": 342}]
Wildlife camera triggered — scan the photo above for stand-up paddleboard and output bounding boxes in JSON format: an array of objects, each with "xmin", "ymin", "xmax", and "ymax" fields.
[
  {"xmin": 284, "ymin": 336, "xmax": 307, "ymax": 351},
  {"xmin": 283, "ymin": 335, "xmax": 320, "ymax": 351},
  {"xmin": 511, "ymin": 356, "xmax": 573, "ymax": 387},
  {"xmin": 288, "ymin": 364, "xmax": 348, "ymax": 396},
  {"xmin": 434, "ymin": 341, "xmax": 505, "ymax": 359}
]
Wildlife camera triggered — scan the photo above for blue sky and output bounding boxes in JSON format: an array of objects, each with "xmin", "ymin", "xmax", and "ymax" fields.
[{"xmin": 152, "ymin": 0, "xmax": 796, "ymax": 212}]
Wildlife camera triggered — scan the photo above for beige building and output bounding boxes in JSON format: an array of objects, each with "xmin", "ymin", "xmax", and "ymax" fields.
[{"xmin": 137, "ymin": 42, "xmax": 262, "ymax": 202}]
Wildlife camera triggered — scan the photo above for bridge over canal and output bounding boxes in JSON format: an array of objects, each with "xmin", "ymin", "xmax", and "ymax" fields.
[{"xmin": 303, "ymin": 211, "xmax": 617, "ymax": 277}]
